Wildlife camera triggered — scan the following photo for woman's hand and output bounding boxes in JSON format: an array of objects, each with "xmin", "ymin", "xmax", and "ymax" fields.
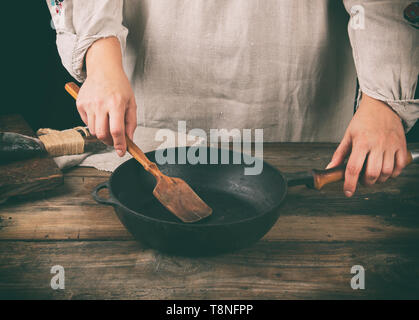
[
  {"xmin": 327, "ymin": 93, "xmax": 408, "ymax": 197},
  {"xmin": 76, "ymin": 37, "xmax": 137, "ymax": 157}
]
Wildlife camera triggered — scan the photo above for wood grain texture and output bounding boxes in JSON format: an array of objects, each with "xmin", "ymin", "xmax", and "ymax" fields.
[
  {"xmin": 0, "ymin": 241, "xmax": 418, "ymax": 299},
  {"xmin": 0, "ymin": 115, "xmax": 63, "ymax": 201},
  {"xmin": 0, "ymin": 175, "xmax": 418, "ymax": 242},
  {"xmin": 0, "ymin": 142, "xmax": 418, "ymax": 299}
]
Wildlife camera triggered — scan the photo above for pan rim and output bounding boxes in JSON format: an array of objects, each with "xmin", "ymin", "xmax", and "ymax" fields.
[{"xmin": 106, "ymin": 147, "xmax": 288, "ymax": 227}]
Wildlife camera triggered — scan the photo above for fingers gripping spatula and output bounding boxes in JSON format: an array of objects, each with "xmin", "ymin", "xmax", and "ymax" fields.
[{"xmin": 65, "ymin": 82, "xmax": 212, "ymax": 223}]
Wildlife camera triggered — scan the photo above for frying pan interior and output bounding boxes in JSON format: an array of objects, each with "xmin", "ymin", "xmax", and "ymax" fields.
[
  {"xmin": 103, "ymin": 147, "xmax": 287, "ymax": 255},
  {"xmin": 112, "ymin": 147, "xmax": 285, "ymax": 225}
]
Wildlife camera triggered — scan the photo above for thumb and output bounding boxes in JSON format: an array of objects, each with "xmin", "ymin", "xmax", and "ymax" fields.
[{"xmin": 326, "ymin": 133, "xmax": 352, "ymax": 169}]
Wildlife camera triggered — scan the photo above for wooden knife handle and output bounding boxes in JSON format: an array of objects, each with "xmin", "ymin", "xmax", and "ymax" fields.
[
  {"xmin": 64, "ymin": 82, "xmax": 163, "ymax": 179},
  {"xmin": 311, "ymin": 152, "xmax": 414, "ymax": 190}
]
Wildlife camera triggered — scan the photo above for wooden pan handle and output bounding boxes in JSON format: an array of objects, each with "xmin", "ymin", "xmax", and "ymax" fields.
[
  {"xmin": 312, "ymin": 152, "xmax": 414, "ymax": 190},
  {"xmin": 64, "ymin": 82, "xmax": 164, "ymax": 179},
  {"xmin": 311, "ymin": 166, "xmax": 346, "ymax": 190}
]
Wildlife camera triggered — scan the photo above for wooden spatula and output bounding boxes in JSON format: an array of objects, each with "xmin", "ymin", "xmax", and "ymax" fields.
[{"xmin": 65, "ymin": 82, "xmax": 212, "ymax": 223}]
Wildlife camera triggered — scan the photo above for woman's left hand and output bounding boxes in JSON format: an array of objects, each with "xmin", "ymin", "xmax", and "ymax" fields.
[{"xmin": 327, "ymin": 93, "xmax": 409, "ymax": 197}]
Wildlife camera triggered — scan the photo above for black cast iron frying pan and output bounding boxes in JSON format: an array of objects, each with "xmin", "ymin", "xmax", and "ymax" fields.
[{"xmin": 93, "ymin": 147, "xmax": 418, "ymax": 256}]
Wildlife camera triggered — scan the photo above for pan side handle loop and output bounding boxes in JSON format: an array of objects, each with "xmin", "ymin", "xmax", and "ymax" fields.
[{"xmin": 92, "ymin": 181, "xmax": 117, "ymax": 206}]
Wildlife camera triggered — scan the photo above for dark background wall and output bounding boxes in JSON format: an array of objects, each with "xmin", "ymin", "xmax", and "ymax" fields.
[
  {"xmin": 2, "ymin": 1, "xmax": 82, "ymax": 131},
  {"xmin": 1, "ymin": 2, "xmax": 418, "ymax": 142}
]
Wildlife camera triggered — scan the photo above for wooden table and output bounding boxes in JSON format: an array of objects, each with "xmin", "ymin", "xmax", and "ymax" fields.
[{"xmin": 1, "ymin": 143, "xmax": 418, "ymax": 299}]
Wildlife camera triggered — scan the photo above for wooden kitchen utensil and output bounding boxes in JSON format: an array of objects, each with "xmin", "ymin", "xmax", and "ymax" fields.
[{"xmin": 64, "ymin": 82, "xmax": 212, "ymax": 223}]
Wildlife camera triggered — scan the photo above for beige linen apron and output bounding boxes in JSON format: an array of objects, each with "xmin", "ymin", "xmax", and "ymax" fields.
[
  {"xmin": 48, "ymin": 0, "xmax": 418, "ymax": 142},
  {"xmin": 122, "ymin": 0, "xmax": 356, "ymax": 142}
]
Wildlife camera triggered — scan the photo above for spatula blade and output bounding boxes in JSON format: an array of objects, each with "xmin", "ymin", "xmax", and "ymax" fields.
[{"xmin": 153, "ymin": 177, "xmax": 212, "ymax": 223}]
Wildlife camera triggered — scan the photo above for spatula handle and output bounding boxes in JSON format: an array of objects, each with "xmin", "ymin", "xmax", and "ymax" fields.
[
  {"xmin": 312, "ymin": 151, "xmax": 415, "ymax": 190},
  {"xmin": 64, "ymin": 82, "xmax": 164, "ymax": 179},
  {"xmin": 64, "ymin": 82, "xmax": 80, "ymax": 100},
  {"xmin": 124, "ymin": 136, "xmax": 164, "ymax": 177}
]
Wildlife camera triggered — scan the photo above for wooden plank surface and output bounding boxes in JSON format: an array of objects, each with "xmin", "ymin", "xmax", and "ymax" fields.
[
  {"xmin": 0, "ymin": 114, "xmax": 63, "ymax": 202},
  {"xmin": 1, "ymin": 240, "xmax": 418, "ymax": 300},
  {"xmin": 0, "ymin": 142, "xmax": 418, "ymax": 299}
]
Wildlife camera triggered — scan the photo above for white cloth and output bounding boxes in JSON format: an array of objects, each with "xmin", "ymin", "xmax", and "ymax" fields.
[{"xmin": 47, "ymin": 0, "xmax": 419, "ymax": 145}]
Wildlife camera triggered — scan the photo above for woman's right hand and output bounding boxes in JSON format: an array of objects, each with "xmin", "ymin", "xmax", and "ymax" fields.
[{"xmin": 76, "ymin": 37, "xmax": 137, "ymax": 157}]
